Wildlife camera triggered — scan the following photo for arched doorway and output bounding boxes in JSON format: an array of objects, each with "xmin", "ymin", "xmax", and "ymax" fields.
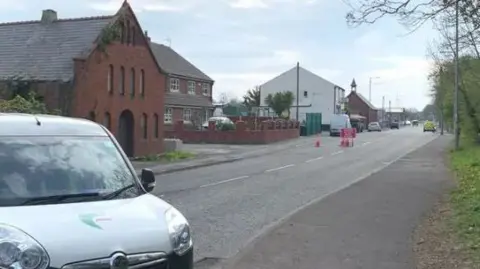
[{"xmin": 118, "ymin": 110, "xmax": 134, "ymax": 157}]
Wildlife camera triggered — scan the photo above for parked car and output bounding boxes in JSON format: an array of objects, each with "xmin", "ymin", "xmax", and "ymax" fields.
[
  {"xmin": 0, "ymin": 114, "xmax": 193, "ymax": 269},
  {"xmin": 423, "ymin": 120, "xmax": 436, "ymax": 132},
  {"xmin": 330, "ymin": 114, "xmax": 351, "ymax": 136},
  {"xmin": 367, "ymin": 121, "xmax": 382, "ymax": 132},
  {"xmin": 390, "ymin": 121, "xmax": 399, "ymax": 129},
  {"xmin": 202, "ymin": 116, "xmax": 234, "ymax": 129}
]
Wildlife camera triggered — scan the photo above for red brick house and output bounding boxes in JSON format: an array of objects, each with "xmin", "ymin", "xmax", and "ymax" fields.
[
  {"xmin": 0, "ymin": 2, "xmax": 165, "ymax": 157},
  {"xmin": 150, "ymin": 43, "xmax": 214, "ymax": 131},
  {"xmin": 347, "ymin": 90, "xmax": 378, "ymax": 124}
]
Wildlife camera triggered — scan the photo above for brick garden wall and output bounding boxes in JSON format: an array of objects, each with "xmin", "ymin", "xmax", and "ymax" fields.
[{"xmin": 165, "ymin": 119, "xmax": 299, "ymax": 144}]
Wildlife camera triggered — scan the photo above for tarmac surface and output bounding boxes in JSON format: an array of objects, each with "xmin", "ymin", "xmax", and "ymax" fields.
[
  {"xmin": 223, "ymin": 134, "xmax": 452, "ymax": 269},
  {"xmin": 150, "ymin": 127, "xmax": 442, "ymax": 266}
]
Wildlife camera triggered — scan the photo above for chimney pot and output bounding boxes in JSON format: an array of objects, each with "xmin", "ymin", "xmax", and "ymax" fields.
[{"xmin": 41, "ymin": 9, "xmax": 57, "ymax": 23}]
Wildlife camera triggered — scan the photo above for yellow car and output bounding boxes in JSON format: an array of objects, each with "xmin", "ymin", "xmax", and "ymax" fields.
[{"xmin": 423, "ymin": 121, "xmax": 436, "ymax": 132}]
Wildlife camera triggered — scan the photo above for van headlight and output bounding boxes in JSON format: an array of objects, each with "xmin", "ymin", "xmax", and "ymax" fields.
[
  {"xmin": 0, "ymin": 224, "xmax": 50, "ymax": 269},
  {"xmin": 165, "ymin": 207, "xmax": 193, "ymax": 256}
]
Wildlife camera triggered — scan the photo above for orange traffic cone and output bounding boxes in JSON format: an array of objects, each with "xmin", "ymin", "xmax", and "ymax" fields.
[{"xmin": 315, "ymin": 134, "xmax": 321, "ymax": 147}]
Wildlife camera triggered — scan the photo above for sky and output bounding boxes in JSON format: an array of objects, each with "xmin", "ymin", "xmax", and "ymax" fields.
[{"xmin": 0, "ymin": 0, "xmax": 440, "ymax": 110}]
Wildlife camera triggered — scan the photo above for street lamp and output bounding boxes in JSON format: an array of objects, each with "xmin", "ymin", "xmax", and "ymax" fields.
[
  {"xmin": 454, "ymin": 0, "xmax": 459, "ymax": 149},
  {"xmin": 369, "ymin": 76, "xmax": 380, "ymax": 102}
]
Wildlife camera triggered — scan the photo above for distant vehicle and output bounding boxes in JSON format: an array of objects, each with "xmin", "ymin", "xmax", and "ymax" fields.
[
  {"xmin": 423, "ymin": 121, "xmax": 436, "ymax": 132},
  {"xmin": 350, "ymin": 114, "xmax": 366, "ymax": 133},
  {"xmin": 390, "ymin": 121, "xmax": 399, "ymax": 129},
  {"xmin": 412, "ymin": 120, "xmax": 419, "ymax": 127},
  {"xmin": 367, "ymin": 122, "xmax": 382, "ymax": 132},
  {"xmin": 330, "ymin": 114, "xmax": 351, "ymax": 136},
  {"xmin": 202, "ymin": 116, "xmax": 234, "ymax": 129}
]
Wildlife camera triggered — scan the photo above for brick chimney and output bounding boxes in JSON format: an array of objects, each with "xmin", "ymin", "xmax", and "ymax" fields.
[
  {"xmin": 41, "ymin": 9, "xmax": 57, "ymax": 23},
  {"xmin": 144, "ymin": 30, "xmax": 151, "ymax": 43}
]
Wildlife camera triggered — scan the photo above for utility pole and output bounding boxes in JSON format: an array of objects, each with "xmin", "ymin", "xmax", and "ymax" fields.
[
  {"xmin": 454, "ymin": 0, "xmax": 460, "ymax": 149},
  {"xmin": 388, "ymin": 100, "xmax": 392, "ymax": 126},
  {"xmin": 382, "ymin": 96, "xmax": 385, "ymax": 125},
  {"xmin": 296, "ymin": 62, "xmax": 300, "ymax": 121}
]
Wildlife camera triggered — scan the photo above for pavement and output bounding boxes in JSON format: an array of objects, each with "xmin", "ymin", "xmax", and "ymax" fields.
[
  {"xmin": 222, "ymin": 133, "xmax": 453, "ymax": 269},
  {"xmin": 150, "ymin": 126, "xmax": 442, "ymax": 268},
  {"xmin": 133, "ymin": 134, "xmax": 323, "ymax": 175}
]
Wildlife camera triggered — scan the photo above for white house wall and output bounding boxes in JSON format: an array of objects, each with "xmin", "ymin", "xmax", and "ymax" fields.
[{"xmin": 259, "ymin": 66, "xmax": 341, "ymax": 124}]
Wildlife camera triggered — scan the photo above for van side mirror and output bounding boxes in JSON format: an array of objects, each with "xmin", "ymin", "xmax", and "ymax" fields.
[{"xmin": 140, "ymin": 169, "xmax": 156, "ymax": 192}]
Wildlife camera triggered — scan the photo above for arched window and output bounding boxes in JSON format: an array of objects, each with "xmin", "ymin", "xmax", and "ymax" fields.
[
  {"xmin": 107, "ymin": 65, "xmax": 114, "ymax": 93},
  {"xmin": 119, "ymin": 66, "xmax": 125, "ymax": 95},
  {"xmin": 130, "ymin": 68, "xmax": 135, "ymax": 97},
  {"xmin": 104, "ymin": 112, "xmax": 111, "ymax": 130},
  {"xmin": 141, "ymin": 113, "xmax": 148, "ymax": 139},
  {"xmin": 153, "ymin": 113, "xmax": 159, "ymax": 138},
  {"xmin": 139, "ymin": 69, "xmax": 145, "ymax": 96},
  {"xmin": 88, "ymin": 111, "xmax": 96, "ymax": 122}
]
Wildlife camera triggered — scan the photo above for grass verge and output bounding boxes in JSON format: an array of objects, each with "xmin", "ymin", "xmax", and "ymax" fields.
[
  {"xmin": 450, "ymin": 143, "xmax": 480, "ymax": 263},
  {"xmin": 135, "ymin": 151, "xmax": 195, "ymax": 162}
]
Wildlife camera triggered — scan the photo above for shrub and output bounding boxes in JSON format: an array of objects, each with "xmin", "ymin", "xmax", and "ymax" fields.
[
  {"xmin": 216, "ymin": 122, "xmax": 235, "ymax": 131},
  {"xmin": 0, "ymin": 92, "xmax": 60, "ymax": 115}
]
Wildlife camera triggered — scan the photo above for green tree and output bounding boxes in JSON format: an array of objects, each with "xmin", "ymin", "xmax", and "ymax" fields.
[
  {"xmin": 243, "ymin": 86, "xmax": 261, "ymax": 115},
  {"xmin": 264, "ymin": 91, "xmax": 295, "ymax": 118}
]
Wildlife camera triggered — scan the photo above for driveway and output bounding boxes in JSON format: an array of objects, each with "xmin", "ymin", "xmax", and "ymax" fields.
[{"xmin": 151, "ymin": 127, "xmax": 437, "ymax": 264}]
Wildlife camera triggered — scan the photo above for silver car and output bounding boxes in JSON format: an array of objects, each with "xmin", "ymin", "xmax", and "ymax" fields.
[
  {"xmin": 0, "ymin": 113, "xmax": 193, "ymax": 269},
  {"xmin": 368, "ymin": 121, "xmax": 382, "ymax": 132}
]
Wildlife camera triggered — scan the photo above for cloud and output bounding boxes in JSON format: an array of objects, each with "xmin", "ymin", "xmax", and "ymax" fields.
[
  {"xmin": 88, "ymin": 0, "xmax": 193, "ymax": 12},
  {"xmin": 229, "ymin": 0, "xmax": 268, "ymax": 9}
]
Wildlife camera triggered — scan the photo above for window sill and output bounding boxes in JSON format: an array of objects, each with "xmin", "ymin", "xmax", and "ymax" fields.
[{"xmin": 170, "ymin": 90, "xmax": 180, "ymax": 93}]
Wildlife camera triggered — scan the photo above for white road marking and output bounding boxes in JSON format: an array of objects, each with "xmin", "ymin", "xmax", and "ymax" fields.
[
  {"xmin": 362, "ymin": 141, "xmax": 371, "ymax": 146},
  {"xmin": 331, "ymin": 150, "xmax": 344, "ymax": 156},
  {"xmin": 265, "ymin": 164, "xmax": 295, "ymax": 173},
  {"xmin": 305, "ymin": 156, "xmax": 324, "ymax": 163},
  {"xmin": 199, "ymin": 175, "xmax": 249, "ymax": 188}
]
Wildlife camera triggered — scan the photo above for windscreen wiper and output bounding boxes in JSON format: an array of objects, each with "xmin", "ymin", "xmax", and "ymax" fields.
[
  {"xmin": 101, "ymin": 184, "xmax": 136, "ymax": 200},
  {"xmin": 21, "ymin": 192, "xmax": 101, "ymax": 205}
]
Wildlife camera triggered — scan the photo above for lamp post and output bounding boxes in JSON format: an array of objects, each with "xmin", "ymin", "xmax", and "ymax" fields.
[
  {"xmin": 368, "ymin": 76, "xmax": 380, "ymax": 102},
  {"xmin": 453, "ymin": 0, "xmax": 459, "ymax": 149}
]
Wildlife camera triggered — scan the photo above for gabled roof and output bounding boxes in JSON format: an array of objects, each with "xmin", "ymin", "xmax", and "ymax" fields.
[
  {"xmin": 0, "ymin": 16, "xmax": 113, "ymax": 81},
  {"xmin": 150, "ymin": 42, "xmax": 213, "ymax": 82},
  {"xmin": 348, "ymin": 91, "xmax": 377, "ymax": 110}
]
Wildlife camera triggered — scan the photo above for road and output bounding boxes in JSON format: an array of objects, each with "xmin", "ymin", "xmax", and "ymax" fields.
[{"xmin": 152, "ymin": 127, "xmax": 438, "ymax": 264}]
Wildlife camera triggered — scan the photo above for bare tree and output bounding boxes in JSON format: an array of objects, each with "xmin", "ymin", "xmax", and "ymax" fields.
[
  {"xmin": 190, "ymin": 110, "xmax": 204, "ymax": 130},
  {"xmin": 344, "ymin": 0, "xmax": 480, "ymax": 32}
]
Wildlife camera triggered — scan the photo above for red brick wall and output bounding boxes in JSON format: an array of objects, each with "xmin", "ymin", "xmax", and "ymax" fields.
[
  {"xmin": 72, "ymin": 40, "xmax": 165, "ymax": 157},
  {"xmin": 165, "ymin": 120, "xmax": 299, "ymax": 144},
  {"xmin": 347, "ymin": 92, "xmax": 378, "ymax": 124}
]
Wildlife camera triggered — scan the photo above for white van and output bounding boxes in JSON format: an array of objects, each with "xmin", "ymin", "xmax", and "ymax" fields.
[{"xmin": 329, "ymin": 114, "xmax": 351, "ymax": 136}]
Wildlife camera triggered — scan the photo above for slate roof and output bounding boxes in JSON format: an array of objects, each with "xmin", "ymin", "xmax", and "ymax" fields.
[
  {"xmin": 0, "ymin": 16, "xmax": 113, "ymax": 81},
  {"xmin": 150, "ymin": 42, "xmax": 213, "ymax": 82},
  {"xmin": 349, "ymin": 91, "xmax": 377, "ymax": 110},
  {"xmin": 165, "ymin": 92, "xmax": 213, "ymax": 108}
]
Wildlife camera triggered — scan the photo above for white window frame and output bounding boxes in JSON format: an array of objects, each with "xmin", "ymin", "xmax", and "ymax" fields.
[
  {"xmin": 170, "ymin": 78, "xmax": 180, "ymax": 92},
  {"xmin": 202, "ymin": 83, "xmax": 209, "ymax": 96},
  {"xmin": 188, "ymin": 81, "xmax": 196, "ymax": 95},
  {"xmin": 183, "ymin": 108, "xmax": 192, "ymax": 122},
  {"xmin": 164, "ymin": 107, "xmax": 172, "ymax": 123}
]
